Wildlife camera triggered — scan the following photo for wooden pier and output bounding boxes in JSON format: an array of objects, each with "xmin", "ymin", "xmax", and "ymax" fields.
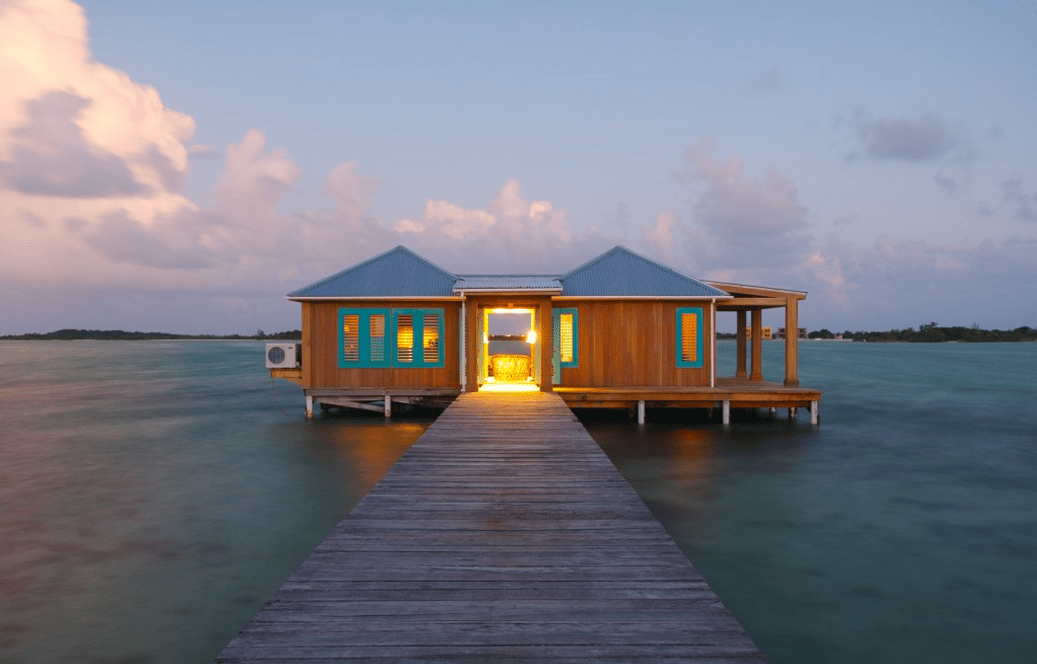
[{"xmin": 215, "ymin": 392, "xmax": 767, "ymax": 663}]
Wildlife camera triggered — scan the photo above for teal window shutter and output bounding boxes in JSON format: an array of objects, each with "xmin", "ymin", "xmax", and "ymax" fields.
[
  {"xmin": 391, "ymin": 308, "xmax": 445, "ymax": 368},
  {"xmin": 675, "ymin": 307, "xmax": 704, "ymax": 368},
  {"xmin": 339, "ymin": 308, "xmax": 391, "ymax": 368},
  {"xmin": 339, "ymin": 307, "xmax": 443, "ymax": 368}
]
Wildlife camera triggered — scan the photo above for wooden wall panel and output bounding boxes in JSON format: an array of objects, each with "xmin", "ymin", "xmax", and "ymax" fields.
[
  {"xmin": 304, "ymin": 301, "xmax": 462, "ymax": 389},
  {"xmin": 557, "ymin": 300, "xmax": 712, "ymax": 388}
]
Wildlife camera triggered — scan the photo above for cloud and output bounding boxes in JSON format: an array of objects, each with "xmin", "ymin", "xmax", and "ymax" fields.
[
  {"xmin": 641, "ymin": 209, "xmax": 682, "ymax": 264},
  {"xmin": 855, "ymin": 113, "xmax": 958, "ymax": 161},
  {"xmin": 933, "ymin": 171, "xmax": 958, "ymax": 196},
  {"xmin": 393, "ymin": 178, "xmax": 601, "ymax": 273},
  {"xmin": 1001, "ymin": 177, "xmax": 1037, "ymax": 222},
  {"xmin": 798, "ymin": 233, "xmax": 1037, "ymax": 328},
  {"xmin": 681, "ymin": 138, "xmax": 807, "ymax": 237},
  {"xmin": 320, "ymin": 160, "xmax": 381, "ymax": 220},
  {"xmin": 0, "ymin": 90, "xmax": 149, "ymax": 197},
  {"xmin": 82, "ymin": 209, "xmax": 214, "ymax": 269},
  {"xmin": 673, "ymin": 138, "xmax": 810, "ymax": 275},
  {"xmin": 2, "ymin": 1, "xmax": 1032, "ymax": 336},
  {"xmin": 1, "ymin": 0, "xmax": 201, "ymax": 289}
]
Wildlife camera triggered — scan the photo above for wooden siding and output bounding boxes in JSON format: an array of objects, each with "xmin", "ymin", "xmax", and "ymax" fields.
[
  {"xmin": 303, "ymin": 301, "xmax": 462, "ymax": 389},
  {"xmin": 557, "ymin": 300, "xmax": 713, "ymax": 388}
]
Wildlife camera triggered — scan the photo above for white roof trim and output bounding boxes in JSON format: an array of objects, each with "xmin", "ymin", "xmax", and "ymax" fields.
[
  {"xmin": 288, "ymin": 295, "xmax": 462, "ymax": 302},
  {"xmin": 552, "ymin": 295, "xmax": 733, "ymax": 301},
  {"xmin": 705, "ymin": 281, "xmax": 807, "ymax": 296}
]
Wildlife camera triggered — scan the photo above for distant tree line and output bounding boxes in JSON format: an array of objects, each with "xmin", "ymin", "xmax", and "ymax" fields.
[
  {"xmin": 0, "ymin": 328, "xmax": 301, "ymax": 341},
  {"xmin": 807, "ymin": 323, "xmax": 1037, "ymax": 342},
  {"xmin": 716, "ymin": 323, "xmax": 1036, "ymax": 342}
]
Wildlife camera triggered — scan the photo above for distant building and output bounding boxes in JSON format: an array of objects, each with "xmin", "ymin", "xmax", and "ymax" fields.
[
  {"xmin": 746, "ymin": 326, "xmax": 773, "ymax": 340},
  {"xmin": 774, "ymin": 327, "xmax": 808, "ymax": 339}
]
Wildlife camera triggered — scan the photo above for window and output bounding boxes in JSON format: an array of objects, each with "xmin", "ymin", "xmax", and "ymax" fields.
[
  {"xmin": 676, "ymin": 307, "xmax": 704, "ymax": 368},
  {"xmin": 339, "ymin": 308, "xmax": 444, "ymax": 368},
  {"xmin": 553, "ymin": 308, "xmax": 578, "ymax": 367},
  {"xmin": 552, "ymin": 307, "xmax": 578, "ymax": 384},
  {"xmin": 369, "ymin": 314, "xmax": 386, "ymax": 363},
  {"xmin": 342, "ymin": 313, "xmax": 360, "ymax": 362},
  {"xmin": 423, "ymin": 315, "xmax": 440, "ymax": 363},
  {"xmin": 396, "ymin": 313, "xmax": 414, "ymax": 363}
]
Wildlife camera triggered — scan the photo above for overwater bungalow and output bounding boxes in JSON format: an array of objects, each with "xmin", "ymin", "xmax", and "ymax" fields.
[{"xmin": 267, "ymin": 245, "xmax": 820, "ymax": 423}]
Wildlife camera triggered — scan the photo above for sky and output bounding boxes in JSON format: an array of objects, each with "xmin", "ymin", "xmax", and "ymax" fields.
[{"xmin": 2, "ymin": 0, "xmax": 1036, "ymax": 335}]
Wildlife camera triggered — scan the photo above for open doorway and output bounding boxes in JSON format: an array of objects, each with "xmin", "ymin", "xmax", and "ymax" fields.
[{"xmin": 478, "ymin": 307, "xmax": 539, "ymax": 392}]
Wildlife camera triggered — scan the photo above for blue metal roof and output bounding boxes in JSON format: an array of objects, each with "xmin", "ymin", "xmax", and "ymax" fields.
[
  {"xmin": 560, "ymin": 246, "xmax": 730, "ymax": 298},
  {"xmin": 288, "ymin": 245, "xmax": 729, "ymax": 299},
  {"xmin": 288, "ymin": 246, "xmax": 458, "ymax": 298},
  {"xmin": 454, "ymin": 276, "xmax": 563, "ymax": 292}
]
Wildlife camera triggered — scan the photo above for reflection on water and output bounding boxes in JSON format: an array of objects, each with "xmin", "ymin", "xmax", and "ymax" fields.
[
  {"xmin": 0, "ymin": 341, "xmax": 430, "ymax": 664},
  {"xmin": 1, "ymin": 340, "xmax": 1035, "ymax": 664}
]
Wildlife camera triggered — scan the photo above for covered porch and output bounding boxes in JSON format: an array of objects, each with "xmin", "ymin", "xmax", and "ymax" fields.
[{"xmin": 706, "ymin": 280, "xmax": 807, "ymax": 388}]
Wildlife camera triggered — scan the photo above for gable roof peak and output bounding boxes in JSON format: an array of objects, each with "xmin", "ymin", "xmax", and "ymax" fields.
[
  {"xmin": 287, "ymin": 245, "xmax": 457, "ymax": 299},
  {"xmin": 560, "ymin": 245, "xmax": 730, "ymax": 298}
]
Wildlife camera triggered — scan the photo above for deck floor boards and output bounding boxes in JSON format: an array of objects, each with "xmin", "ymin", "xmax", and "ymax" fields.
[{"xmin": 215, "ymin": 392, "xmax": 766, "ymax": 663}]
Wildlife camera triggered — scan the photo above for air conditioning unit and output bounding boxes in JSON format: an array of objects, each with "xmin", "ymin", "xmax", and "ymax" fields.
[{"xmin": 266, "ymin": 342, "xmax": 301, "ymax": 369}]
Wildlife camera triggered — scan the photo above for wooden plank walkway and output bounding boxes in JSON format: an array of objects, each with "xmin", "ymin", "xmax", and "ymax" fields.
[{"xmin": 215, "ymin": 391, "xmax": 767, "ymax": 663}]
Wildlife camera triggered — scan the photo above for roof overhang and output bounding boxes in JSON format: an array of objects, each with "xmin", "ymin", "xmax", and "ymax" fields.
[
  {"xmin": 287, "ymin": 295, "xmax": 462, "ymax": 302},
  {"xmin": 705, "ymin": 281, "xmax": 807, "ymax": 299},
  {"xmin": 553, "ymin": 294, "xmax": 732, "ymax": 301}
]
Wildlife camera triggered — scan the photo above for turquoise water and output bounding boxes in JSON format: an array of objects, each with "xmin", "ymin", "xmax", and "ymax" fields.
[{"xmin": 1, "ymin": 340, "xmax": 1034, "ymax": 663}]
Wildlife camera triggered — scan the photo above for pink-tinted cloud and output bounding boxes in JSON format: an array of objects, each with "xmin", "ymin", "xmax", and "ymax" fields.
[
  {"xmin": 1, "ymin": 1, "xmax": 1032, "ymax": 335},
  {"xmin": 680, "ymin": 138, "xmax": 807, "ymax": 237},
  {"xmin": 1, "ymin": 0, "xmax": 197, "ymax": 288},
  {"xmin": 671, "ymin": 138, "xmax": 811, "ymax": 276},
  {"xmin": 0, "ymin": 91, "xmax": 149, "ymax": 197},
  {"xmin": 393, "ymin": 178, "xmax": 597, "ymax": 273}
]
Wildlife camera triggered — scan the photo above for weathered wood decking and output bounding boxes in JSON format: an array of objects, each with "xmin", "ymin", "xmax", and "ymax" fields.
[{"xmin": 215, "ymin": 392, "xmax": 767, "ymax": 663}]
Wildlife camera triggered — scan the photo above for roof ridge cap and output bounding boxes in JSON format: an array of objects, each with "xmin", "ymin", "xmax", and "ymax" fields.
[{"xmin": 393, "ymin": 245, "xmax": 458, "ymax": 279}]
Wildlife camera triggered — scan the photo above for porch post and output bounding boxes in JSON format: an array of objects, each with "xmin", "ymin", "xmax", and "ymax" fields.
[
  {"xmin": 539, "ymin": 297, "xmax": 553, "ymax": 392},
  {"xmin": 464, "ymin": 298, "xmax": 479, "ymax": 392},
  {"xmin": 736, "ymin": 310, "xmax": 748, "ymax": 379},
  {"xmin": 750, "ymin": 309, "xmax": 763, "ymax": 382},
  {"xmin": 784, "ymin": 296, "xmax": 800, "ymax": 387}
]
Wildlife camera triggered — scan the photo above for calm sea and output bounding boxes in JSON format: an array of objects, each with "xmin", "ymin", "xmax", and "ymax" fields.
[{"xmin": 0, "ymin": 340, "xmax": 1034, "ymax": 663}]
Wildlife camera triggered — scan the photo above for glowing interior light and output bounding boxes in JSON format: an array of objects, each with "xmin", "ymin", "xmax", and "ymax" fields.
[
  {"xmin": 525, "ymin": 329, "xmax": 537, "ymax": 344},
  {"xmin": 490, "ymin": 308, "xmax": 534, "ymax": 314}
]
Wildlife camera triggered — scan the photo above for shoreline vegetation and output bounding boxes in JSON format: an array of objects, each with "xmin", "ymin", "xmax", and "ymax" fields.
[
  {"xmin": 813, "ymin": 322, "xmax": 1036, "ymax": 342},
  {"xmin": 716, "ymin": 322, "xmax": 1037, "ymax": 343},
  {"xmin": 721, "ymin": 321, "xmax": 1037, "ymax": 342},
  {"xmin": 2, "ymin": 323, "xmax": 1035, "ymax": 342}
]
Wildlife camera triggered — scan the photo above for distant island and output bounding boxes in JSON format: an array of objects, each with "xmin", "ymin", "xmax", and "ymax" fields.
[
  {"xmin": 719, "ymin": 323, "xmax": 1037, "ymax": 343},
  {"xmin": 0, "ymin": 328, "xmax": 300, "ymax": 341}
]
